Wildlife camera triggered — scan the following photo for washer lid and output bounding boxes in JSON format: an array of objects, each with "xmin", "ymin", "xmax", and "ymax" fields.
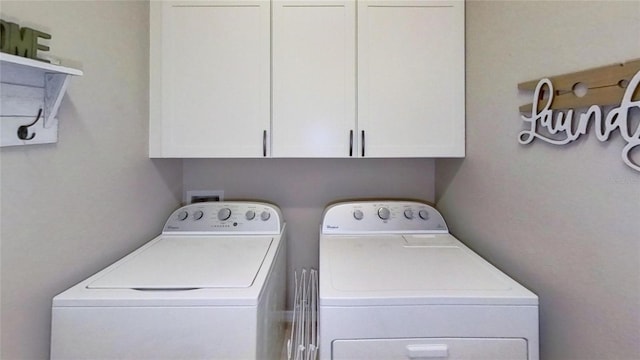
[
  {"xmin": 320, "ymin": 234, "xmax": 538, "ymax": 306},
  {"xmin": 88, "ymin": 236, "xmax": 273, "ymax": 289}
]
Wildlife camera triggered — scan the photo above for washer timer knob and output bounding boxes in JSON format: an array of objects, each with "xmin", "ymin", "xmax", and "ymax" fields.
[
  {"xmin": 245, "ymin": 210, "xmax": 256, "ymax": 220},
  {"xmin": 404, "ymin": 209, "xmax": 414, "ymax": 219},
  {"xmin": 217, "ymin": 208, "xmax": 232, "ymax": 221},
  {"xmin": 260, "ymin": 211, "xmax": 271, "ymax": 221},
  {"xmin": 353, "ymin": 210, "xmax": 364, "ymax": 220},
  {"xmin": 378, "ymin": 207, "xmax": 391, "ymax": 220},
  {"xmin": 419, "ymin": 210, "xmax": 430, "ymax": 220}
]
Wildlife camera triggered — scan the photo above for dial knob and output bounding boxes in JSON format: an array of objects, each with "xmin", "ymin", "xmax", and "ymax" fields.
[
  {"xmin": 217, "ymin": 208, "xmax": 231, "ymax": 221},
  {"xmin": 193, "ymin": 210, "xmax": 204, "ymax": 220},
  {"xmin": 353, "ymin": 210, "xmax": 364, "ymax": 220},
  {"xmin": 419, "ymin": 210, "xmax": 429, "ymax": 220},
  {"xmin": 260, "ymin": 211, "xmax": 271, "ymax": 221},
  {"xmin": 177, "ymin": 211, "xmax": 188, "ymax": 221},
  {"xmin": 245, "ymin": 210, "xmax": 256, "ymax": 220},
  {"xmin": 378, "ymin": 207, "xmax": 391, "ymax": 220},
  {"xmin": 404, "ymin": 209, "xmax": 414, "ymax": 219}
]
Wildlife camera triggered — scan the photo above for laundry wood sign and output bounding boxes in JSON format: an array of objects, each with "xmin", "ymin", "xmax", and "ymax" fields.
[{"xmin": 518, "ymin": 59, "xmax": 640, "ymax": 172}]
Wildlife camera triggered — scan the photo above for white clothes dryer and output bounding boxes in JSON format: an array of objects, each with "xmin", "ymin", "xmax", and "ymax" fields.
[
  {"xmin": 51, "ymin": 201, "xmax": 287, "ymax": 360},
  {"xmin": 319, "ymin": 200, "xmax": 539, "ymax": 360}
]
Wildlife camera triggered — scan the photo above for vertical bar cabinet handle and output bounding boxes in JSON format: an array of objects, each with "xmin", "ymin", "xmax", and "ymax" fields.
[
  {"xmin": 349, "ymin": 130, "xmax": 353, "ymax": 157},
  {"xmin": 263, "ymin": 130, "xmax": 267, "ymax": 157}
]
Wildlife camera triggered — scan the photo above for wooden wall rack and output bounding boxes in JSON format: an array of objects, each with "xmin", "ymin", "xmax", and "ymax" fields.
[{"xmin": 518, "ymin": 58, "xmax": 640, "ymax": 113}]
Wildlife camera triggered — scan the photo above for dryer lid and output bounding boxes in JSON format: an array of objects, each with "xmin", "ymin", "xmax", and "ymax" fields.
[
  {"xmin": 87, "ymin": 236, "xmax": 273, "ymax": 290},
  {"xmin": 326, "ymin": 235, "xmax": 511, "ymax": 292},
  {"xmin": 320, "ymin": 234, "xmax": 538, "ymax": 306}
]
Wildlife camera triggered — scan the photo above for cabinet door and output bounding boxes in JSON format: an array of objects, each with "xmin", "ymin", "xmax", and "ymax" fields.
[
  {"xmin": 358, "ymin": 0, "xmax": 465, "ymax": 157},
  {"xmin": 150, "ymin": 1, "xmax": 270, "ymax": 157},
  {"xmin": 272, "ymin": 1, "xmax": 356, "ymax": 157}
]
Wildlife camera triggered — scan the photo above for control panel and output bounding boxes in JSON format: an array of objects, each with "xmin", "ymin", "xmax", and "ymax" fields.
[
  {"xmin": 162, "ymin": 202, "xmax": 283, "ymax": 235},
  {"xmin": 321, "ymin": 201, "xmax": 448, "ymax": 234}
]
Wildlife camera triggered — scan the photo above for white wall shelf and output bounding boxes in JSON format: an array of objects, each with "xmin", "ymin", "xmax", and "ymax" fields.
[{"xmin": 1, "ymin": 52, "xmax": 83, "ymax": 147}]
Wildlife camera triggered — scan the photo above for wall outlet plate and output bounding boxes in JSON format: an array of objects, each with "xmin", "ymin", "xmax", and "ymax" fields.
[{"xmin": 184, "ymin": 190, "xmax": 224, "ymax": 204}]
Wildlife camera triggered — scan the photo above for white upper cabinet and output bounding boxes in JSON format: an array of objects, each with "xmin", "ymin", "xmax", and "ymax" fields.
[
  {"xmin": 149, "ymin": 1, "xmax": 270, "ymax": 157},
  {"xmin": 272, "ymin": 1, "xmax": 356, "ymax": 157},
  {"xmin": 357, "ymin": 0, "xmax": 465, "ymax": 157},
  {"xmin": 150, "ymin": 0, "xmax": 465, "ymax": 158}
]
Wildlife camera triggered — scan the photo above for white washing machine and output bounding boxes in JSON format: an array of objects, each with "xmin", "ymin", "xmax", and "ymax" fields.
[
  {"xmin": 319, "ymin": 200, "xmax": 539, "ymax": 360},
  {"xmin": 51, "ymin": 201, "xmax": 287, "ymax": 360}
]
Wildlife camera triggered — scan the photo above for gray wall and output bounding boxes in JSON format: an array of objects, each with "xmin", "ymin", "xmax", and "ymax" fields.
[
  {"xmin": 2, "ymin": 1, "xmax": 639, "ymax": 360},
  {"xmin": 436, "ymin": 1, "xmax": 640, "ymax": 360},
  {"xmin": 183, "ymin": 158, "xmax": 436, "ymax": 306},
  {"xmin": 0, "ymin": 2, "xmax": 182, "ymax": 359}
]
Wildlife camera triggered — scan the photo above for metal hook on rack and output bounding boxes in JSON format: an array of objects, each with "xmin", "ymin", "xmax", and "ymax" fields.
[{"xmin": 17, "ymin": 108, "xmax": 42, "ymax": 141}]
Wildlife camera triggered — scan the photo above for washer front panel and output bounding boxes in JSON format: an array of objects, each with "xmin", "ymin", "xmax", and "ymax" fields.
[{"xmin": 321, "ymin": 201, "xmax": 448, "ymax": 234}]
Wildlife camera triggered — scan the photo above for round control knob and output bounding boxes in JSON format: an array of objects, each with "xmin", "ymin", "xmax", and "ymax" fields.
[
  {"xmin": 353, "ymin": 210, "xmax": 364, "ymax": 220},
  {"xmin": 193, "ymin": 210, "xmax": 204, "ymax": 220},
  {"xmin": 378, "ymin": 207, "xmax": 391, "ymax": 220},
  {"xmin": 245, "ymin": 210, "xmax": 256, "ymax": 220},
  {"xmin": 419, "ymin": 210, "xmax": 430, "ymax": 220},
  {"xmin": 217, "ymin": 208, "xmax": 232, "ymax": 221},
  {"xmin": 177, "ymin": 211, "xmax": 188, "ymax": 221},
  {"xmin": 260, "ymin": 211, "xmax": 271, "ymax": 221},
  {"xmin": 404, "ymin": 209, "xmax": 414, "ymax": 219}
]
